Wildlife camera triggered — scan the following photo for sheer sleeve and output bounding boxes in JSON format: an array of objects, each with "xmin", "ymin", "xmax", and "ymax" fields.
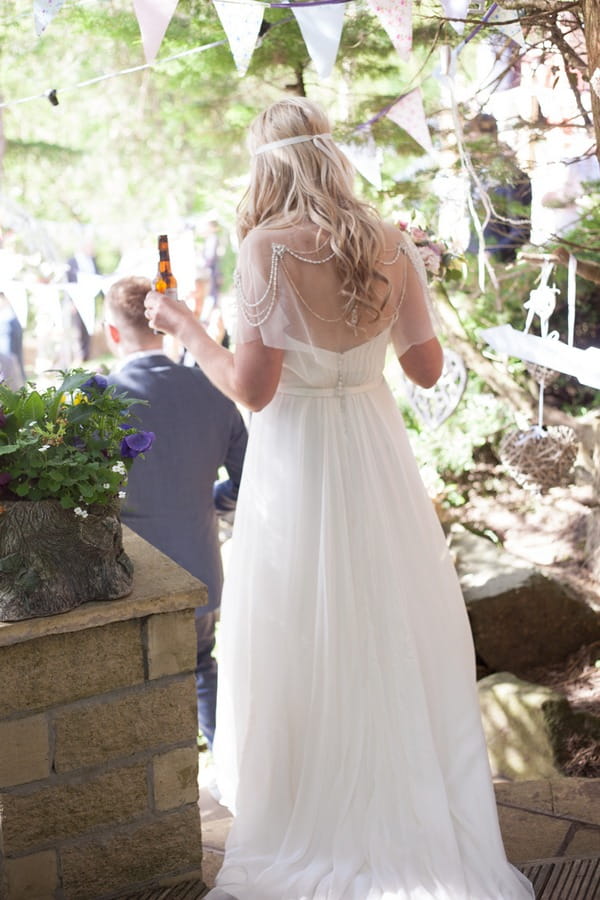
[
  {"xmin": 233, "ymin": 230, "xmax": 290, "ymax": 349},
  {"xmin": 390, "ymin": 231, "xmax": 438, "ymax": 358}
]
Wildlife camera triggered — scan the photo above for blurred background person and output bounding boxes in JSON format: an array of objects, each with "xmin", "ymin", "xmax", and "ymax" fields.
[
  {"xmin": 104, "ymin": 275, "xmax": 248, "ymax": 751},
  {"xmin": 0, "ymin": 292, "xmax": 26, "ymax": 385}
]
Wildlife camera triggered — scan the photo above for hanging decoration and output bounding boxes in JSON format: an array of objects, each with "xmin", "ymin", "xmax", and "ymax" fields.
[
  {"xmin": 34, "ymin": 0, "xmax": 66, "ymax": 36},
  {"xmin": 480, "ymin": 250, "xmax": 600, "ymax": 391},
  {"xmin": 385, "ymin": 88, "xmax": 434, "ymax": 154},
  {"xmin": 213, "ymin": 0, "xmax": 265, "ymax": 76},
  {"xmin": 399, "ymin": 347, "xmax": 467, "ymax": 429},
  {"xmin": 366, "ymin": 0, "xmax": 413, "ymax": 60},
  {"xmin": 498, "ymin": 425, "xmax": 578, "ymax": 493},
  {"xmin": 494, "ymin": 256, "xmax": 581, "ymax": 492},
  {"xmin": 133, "ymin": 0, "xmax": 180, "ymax": 65},
  {"xmin": 292, "ymin": 0, "xmax": 346, "ymax": 78}
]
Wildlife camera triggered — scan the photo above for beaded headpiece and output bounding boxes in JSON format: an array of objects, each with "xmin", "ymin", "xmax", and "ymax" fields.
[{"xmin": 253, "ymin": 133, "xmax": 332, "ymax": 156}]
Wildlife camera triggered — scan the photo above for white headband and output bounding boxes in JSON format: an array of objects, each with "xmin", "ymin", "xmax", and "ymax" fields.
[{"xmin": 253, "ymin": 133, "xmax": 332, "ymax": 156}]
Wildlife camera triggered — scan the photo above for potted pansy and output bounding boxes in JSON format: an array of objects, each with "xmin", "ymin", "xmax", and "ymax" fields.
[{"xmin": 0, "ymin": 369, "xmax": 154, "ymax": 622}]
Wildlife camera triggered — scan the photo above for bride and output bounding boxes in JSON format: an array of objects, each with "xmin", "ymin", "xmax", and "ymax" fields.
[{"xmin": 145, "ymin": 97, "xmax": 534, "ymax": 900}]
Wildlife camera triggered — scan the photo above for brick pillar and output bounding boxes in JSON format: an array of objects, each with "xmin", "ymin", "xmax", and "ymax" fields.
[{"xmin": 0, "ymin": 529, "xmax": 207, "ymax": 900}]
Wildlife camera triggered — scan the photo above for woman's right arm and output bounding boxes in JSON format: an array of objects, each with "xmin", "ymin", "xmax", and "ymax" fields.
[{"xmin": 144, "ymin": 293, "xmax": 283, "ymax": 412}]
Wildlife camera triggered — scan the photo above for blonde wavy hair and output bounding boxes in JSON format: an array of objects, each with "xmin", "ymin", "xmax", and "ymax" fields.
[{"xmin": 237, "ymin": 97, "xmax": 390, "ymax": 323}]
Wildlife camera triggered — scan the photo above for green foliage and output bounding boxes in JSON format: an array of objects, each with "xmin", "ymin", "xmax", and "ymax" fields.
[
  {"xmin": 407, "ymin": 381, "xmax": 511, "ymax": 481},
  {"xmin": 0, "ymin": 370, "xmax": 153, "ymax": 509}
]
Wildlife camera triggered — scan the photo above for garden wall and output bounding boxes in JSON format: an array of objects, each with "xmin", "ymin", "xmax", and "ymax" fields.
[{"xmin": 0, "ymin": 530, "xmax": 206, "ymax": 900}]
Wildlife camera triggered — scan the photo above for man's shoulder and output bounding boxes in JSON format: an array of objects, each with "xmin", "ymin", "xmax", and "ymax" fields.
[{"xmin": 110, "ymin": 357, "xmax": 237, "ymax": 407}]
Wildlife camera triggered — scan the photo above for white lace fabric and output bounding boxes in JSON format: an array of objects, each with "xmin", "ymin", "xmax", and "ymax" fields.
[{"xmin": 234, "ymin": 222, "xmax": 437, "ymax": 358}]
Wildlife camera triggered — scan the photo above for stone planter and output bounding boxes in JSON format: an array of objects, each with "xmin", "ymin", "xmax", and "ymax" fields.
[{"xmin": 0, "ymin": 500, "xmax": 133, "ymax": 622}]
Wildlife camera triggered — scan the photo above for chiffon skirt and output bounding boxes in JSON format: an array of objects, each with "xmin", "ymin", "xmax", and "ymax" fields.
[{"xmin": 211, "ymin": 364, "xmax": 534, "ymax": 900}]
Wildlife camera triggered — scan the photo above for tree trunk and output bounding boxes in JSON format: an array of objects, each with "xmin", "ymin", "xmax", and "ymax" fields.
[
  {"xmin": 582, "ymin": 0, "xmax": 600, "ymax": 165},
  {"xmin": 0, "ymin": 500, "xmax": 133, "ymax": 622}
]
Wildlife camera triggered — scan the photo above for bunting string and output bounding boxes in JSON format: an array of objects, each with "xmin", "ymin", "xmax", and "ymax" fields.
[{"xmin": 0, "ymin": 38, "xmax": 228, "ymax": 109}]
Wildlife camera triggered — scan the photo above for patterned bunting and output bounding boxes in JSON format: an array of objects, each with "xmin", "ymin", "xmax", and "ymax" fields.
[
  {"xmin": 366, "ymin": 0, "xmax": 412, "ymax": 60},
  {"xmin": 385, "ymin": 89, "xmax": 433, "ymax": 154},
  {"xmin": 487, "ymin": 5, "xmax": 525, "ymax": 47},
  {"xmin": 292, "ymin": 1, "xmax": 346, "ymax": 79},
  {"xmin": 133, "ymin": 0, "xmax": 180, "ymax": 64},
  {"xmin": 213, "ymin": 0, "xmax": 264, "ymax": 77},
  {"xmin": 33, "ymin": 0, "xmax": 66, "ymax": 37}
]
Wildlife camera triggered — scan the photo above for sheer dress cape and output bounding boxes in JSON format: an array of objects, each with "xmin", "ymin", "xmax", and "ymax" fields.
[{"xmin": 233, "ymin": 221, "xmax": 437, "ymax": 357}]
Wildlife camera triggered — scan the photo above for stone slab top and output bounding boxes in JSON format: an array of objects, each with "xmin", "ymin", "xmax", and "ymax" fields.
[{"xmin": 0, "ymin": 527, "xmax": 207, "ymax": 649}]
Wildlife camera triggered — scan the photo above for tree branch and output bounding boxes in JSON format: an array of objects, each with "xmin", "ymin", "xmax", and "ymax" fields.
[{"xmin": 496, "ymin": 1, "xmax": 580, "ymax": 11}]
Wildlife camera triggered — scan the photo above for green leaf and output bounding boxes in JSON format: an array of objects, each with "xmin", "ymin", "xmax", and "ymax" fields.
[
  {"xmin": 0, "ymin": 443, "xmax": 20, "ymax": 455},
  {"xmin": 22, "ymin": 392, "xmax": 45, "ymax": 422}
]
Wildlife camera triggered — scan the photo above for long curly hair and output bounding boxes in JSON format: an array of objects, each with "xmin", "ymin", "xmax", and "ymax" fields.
[{"xmin": 237, "ymin": 97, "xmax": 390, "ymax": 323}]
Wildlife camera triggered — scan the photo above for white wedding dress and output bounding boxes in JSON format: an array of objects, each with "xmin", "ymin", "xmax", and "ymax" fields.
[{"xmin": 209, "ymin": 224, "xmax": 534, "ymax": 900}]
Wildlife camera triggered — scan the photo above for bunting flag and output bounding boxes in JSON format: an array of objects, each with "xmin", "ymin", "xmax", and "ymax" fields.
[
  {"xmin": 385, "ymin": 88, "xmax": 433, "ymax": 153},
  {"xmin": 133, "ymin": 0, "xmax": 180, "ymax": 64},
  {"xmin": 292, "ymin": 2, "xmax": 346, "ymax": 79},
  {"xmin": 213, "ymin": 0, "xmax": 264, "ymax": 77},
  {"xmin": 366, "ymin": 0, "xmax": 412, "ymax": 60},
  {"xmin": 34, "ymin": 0, "xmax": 66, "ymax": 36},
  {"xmin": 338, "ymin": 131, "xmax": 383, "ymax": 189},
  {"xmin": 487, "ymin": 4, "xmax": 525, "ymax": 47},
  {"xmin": 440, "ymin": 0, "xmax": 469, "ymax": 35}
]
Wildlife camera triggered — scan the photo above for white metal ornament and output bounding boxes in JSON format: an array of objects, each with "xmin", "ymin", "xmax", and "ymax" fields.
[
  {"xmin": 497, "ymin": 257, "xmax": 580, "ymax": 492},
  {"xmin": 400, "ymin": 347, "xmax": 467, "ymax": 429}
]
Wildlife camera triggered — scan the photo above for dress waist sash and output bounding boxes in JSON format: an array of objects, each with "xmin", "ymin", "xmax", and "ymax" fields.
[{"xmin": 277, "ymin": 376, "xmax": 384, "ymax": 397}]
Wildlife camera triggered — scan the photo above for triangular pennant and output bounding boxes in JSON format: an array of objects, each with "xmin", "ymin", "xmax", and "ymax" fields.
[
  {"xmin": 487, "ymin": 5, "xmax": 526, "ymax": 47},
  {"xmin": 34, "ymin": 0, "xmax": 66, "ymax": 37},
  {"xmin": 133, "ymin": 0, "xmax": 179, "ymax": 64},
  {"xmin": 366, "ymin": 0, "xmax": 412, "ymax": 60},
  {"xmin": 386, "ymin": 89, "xmax": 433, "ymax": 153},
  {"xmin": 292, "ymin": 2, "xmax": 345, "ymax": 79},
  {"xmin": 439, "ymin": 0, "xmax": 469, "ymax": 34},
  {"xmin": 338, "ymin": 132, "xmax": 383, "ymax": 190},
  {"xmin": 213, "ymin": 0, "xmax": 264, "ymax": 77}
]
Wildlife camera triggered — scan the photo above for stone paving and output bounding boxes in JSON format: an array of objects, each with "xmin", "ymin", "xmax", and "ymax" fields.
[{"xmin": 198, "ymin": 773, "xmax": 600, "ymax": 895}]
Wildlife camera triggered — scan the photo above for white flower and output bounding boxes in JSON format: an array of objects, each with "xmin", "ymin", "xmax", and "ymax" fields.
[
  {"xmin": 74, "ymin": 507, "xmax": 89, "ymax": 518},
  {"xmin": 118, "ymin": 490, "xmax": 127, "ymax": 499},
  {"xmin": 39, "ymin": 444, "xmax": 51, "ymax": 452},
  {"xmin": 103, "ymin": 483, "xmax": 110, "ymax": 489},
  {"xmin": 111, "ymin": 462, "xmax": 126, "ymax": 475}
]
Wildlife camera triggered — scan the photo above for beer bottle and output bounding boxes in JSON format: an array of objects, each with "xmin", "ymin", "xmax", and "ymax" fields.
[{"xmin": 153, "ymin": 234, "xmax": 178, "ymax": 300}]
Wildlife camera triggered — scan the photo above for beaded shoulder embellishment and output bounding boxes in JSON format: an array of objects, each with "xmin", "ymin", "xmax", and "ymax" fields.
[{"xmin": 236, "ymin": 240, "xmax": 406, "ymax": 328}]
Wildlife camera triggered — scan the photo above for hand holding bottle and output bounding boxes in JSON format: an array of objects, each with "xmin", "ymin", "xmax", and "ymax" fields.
[{"xmin": 144, "ymin": 287, "xmax": 194, "ymax": 339}]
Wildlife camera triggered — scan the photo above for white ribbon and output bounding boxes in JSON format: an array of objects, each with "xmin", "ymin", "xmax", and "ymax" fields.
[{"xmin": 567, "ymin": 253, "xmax": 577, "ymax": 347}]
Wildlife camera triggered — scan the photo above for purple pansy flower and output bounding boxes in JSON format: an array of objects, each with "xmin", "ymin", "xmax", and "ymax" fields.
[
  {"xmin": 0, "ymin": 471, "xmax": 11, "ymax": 486},
  {"xmin": 82, "ymin": 374, "xmax": 108, "ymax": 395},
  {"xmin": 120, "ymin": 430, "xmax": 155, "ymax": 459}
]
